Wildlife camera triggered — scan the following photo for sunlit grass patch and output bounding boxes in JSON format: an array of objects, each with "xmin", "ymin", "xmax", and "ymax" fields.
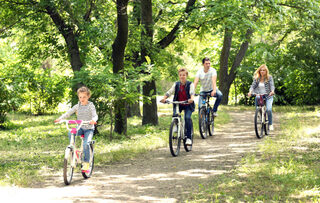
[{"xmin": 188, "ymin": 105, "xmax": 320, "ymax": 202}]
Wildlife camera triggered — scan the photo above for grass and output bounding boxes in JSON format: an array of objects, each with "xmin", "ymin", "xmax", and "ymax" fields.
[
  {"xmin": 0, "ymin": 104, "xmax": 230, "ymax": 187},
  {"xmin": 188, "ymin": 105, "xmax": 320, "ymax": 202}
]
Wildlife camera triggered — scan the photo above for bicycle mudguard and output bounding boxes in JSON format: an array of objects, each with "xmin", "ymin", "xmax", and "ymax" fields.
[{"xmin": 65, "ymin": 147, "xmax": 73, "ymax": 158}]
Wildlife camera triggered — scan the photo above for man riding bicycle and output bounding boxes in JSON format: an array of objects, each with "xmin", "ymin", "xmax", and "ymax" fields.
[{"xmin": 194, "ymin": 57, "xmax": 223, "ymax": 117}]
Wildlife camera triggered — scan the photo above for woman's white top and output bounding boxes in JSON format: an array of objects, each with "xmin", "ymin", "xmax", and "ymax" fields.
[{"xmin": 258, "ymin": 82, "xmax": 266, "ymax": 94}]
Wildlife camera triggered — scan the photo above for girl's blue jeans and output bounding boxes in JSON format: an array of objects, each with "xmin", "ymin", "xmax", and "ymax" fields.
[
  {"xmin": 68, "ymin": 128, "xmax": 94, "ymax": 162},
  {"xmin": 255, "ymin": 95, "xmax": 274, "ymax": 125}
]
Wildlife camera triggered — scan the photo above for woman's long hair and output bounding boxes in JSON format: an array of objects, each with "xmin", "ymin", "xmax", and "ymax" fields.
[{"xmin": 254, "ymin": 64, "xmax": 270, "ymax": 81}]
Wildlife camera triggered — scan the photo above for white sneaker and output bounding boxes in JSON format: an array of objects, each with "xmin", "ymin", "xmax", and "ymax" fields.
[
  {"xmin": 269, "ymin": 125, "xmax": 274, "ymax": 131},
  {"xmin": 186, "ymin": 138, "xmax": 192, "ymax": 145},
  {"xmin": 173, "ymin": 125, "xmax": 178, "ymax": 133},
  {"xmin": 213, "ymin": 112, "xmax": 218, "ymax": 117}
]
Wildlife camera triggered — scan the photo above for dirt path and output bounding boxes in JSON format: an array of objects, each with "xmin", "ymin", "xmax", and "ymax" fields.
[{"xmin": 2, "ymin": 110, "xmax": 278, "ymax": 202}]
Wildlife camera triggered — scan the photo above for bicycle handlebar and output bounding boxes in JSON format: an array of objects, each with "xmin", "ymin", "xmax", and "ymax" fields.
[
  {"xmin": 56, "ymin": 120, "xmax": 95, "ymax": 131},
  {"xmin": 163, "ymin": 100, "xmax": 188, "ymax": 104}
]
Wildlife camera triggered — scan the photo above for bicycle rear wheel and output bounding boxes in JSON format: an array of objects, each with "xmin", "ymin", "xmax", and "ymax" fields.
[
  {"xmin": 184, "ymin": 120, "xmax": 193, "ymax": 152},
  {"xmin": 199, "ymin": 107, "xmax": 207, "ymax": 139},
  {"xmin": 63, "ymin": 147, "xmax": 74, "ymax": 185},
  {"xmin": 169, "ymin": 119, "xmax": 181, "ymax": 157},
  {"xmin": 82, "ymin": 142, "xmax": 94, "ymax": 178},
  {"xmin": 254, "ymin": 108, "xmax": 264, "ymax": 139},
  {"xmin": 208, "ymin": 108, "xmax": 215, "ymax": 136}
]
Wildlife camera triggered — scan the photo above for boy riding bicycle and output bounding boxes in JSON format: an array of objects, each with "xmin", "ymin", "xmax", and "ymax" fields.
[
  {"xmin": 54, "ymin": 86, "xmax": 98, "ymax": 171},
  {"xmin": 160, "ymin": 68, "xmax": 195, "ymax": 145},
  {"xmin": 193, "ymin": 57, "xmax": 222, "ymax": 116}
]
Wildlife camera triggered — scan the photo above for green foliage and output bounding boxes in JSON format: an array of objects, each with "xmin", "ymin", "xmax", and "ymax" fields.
[{"xmin": 24, "ymin": 67, "xmax": 68, "ymax": 115}]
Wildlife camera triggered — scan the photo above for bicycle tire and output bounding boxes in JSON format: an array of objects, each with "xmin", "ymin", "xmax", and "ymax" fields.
[
  {"xmin": 254, "ymin": 108, "xmax": 264, "ymax": 139},
  {"xmin": 264, "ymin": 112, "xmax": 270, "ymax": 135},
  {"xmin": 169, "ymin": 119, "xmax": 181, "ymax": 157},
  {"xmin": 208, "ymin": 108, "xmax": 214, "ymax": 136},
  {"xmin": 82, "ymin": 143, "xmax": 94, "ymax": 178},
  {"xmin": 199, "ymin": 107, "xmax": 207, "ymax": 139},
  {"xmin": 184, "ymin": 120, "xmax": 193, "ymax": 152},
  {"xmin": 63, "ymin": 147, "xmax": 74, "ymax": 185}
]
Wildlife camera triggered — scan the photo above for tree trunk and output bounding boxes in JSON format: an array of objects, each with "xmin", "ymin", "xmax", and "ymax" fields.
[
  {"xmin": 112, "ymin": 0, "xmax": 129, "ymax": 134},
  {"xmin": 142, "ymin": 80, "xmax": 158, "ymax": 125},
  {"xmin": 141, "ymin": 0, "xmax": 158, "ymax": 125},
  {"xmin": 45, "ymin": 3, "xmax": 84, "ymax": 102},
  {"xmin": 219, "ymin": 28, "xmax": 253, "ymax": 104}
]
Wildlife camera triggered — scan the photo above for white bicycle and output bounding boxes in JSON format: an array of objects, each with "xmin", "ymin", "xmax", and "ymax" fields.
[
  {"xmin": 163, "ymin": 100, "xmax": 194, "ymax": 157},
  {"xmin": 57, "ymin": 120, "xmax": 96, "ymax": 185}
]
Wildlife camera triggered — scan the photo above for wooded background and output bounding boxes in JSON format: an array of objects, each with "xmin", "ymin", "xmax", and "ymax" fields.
[{"xmin": 0, "ymin": 0, "xmax": 319, "ymax": 135}]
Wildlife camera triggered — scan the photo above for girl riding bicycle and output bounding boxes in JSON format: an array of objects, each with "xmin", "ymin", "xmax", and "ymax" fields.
[
  {"xmin": 54, "ymin": 86, "xmax": 98, "ymax": 171},
  {"xmin": 160, "ymin": 68, "xmax": 195, "ymax": 145},
  {"xmin": 248, "ymin": 64, "xmax": 275, "ymax": 130}
]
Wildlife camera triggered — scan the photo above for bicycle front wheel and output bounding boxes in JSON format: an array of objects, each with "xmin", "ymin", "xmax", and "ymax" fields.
[
  {"xmin": 169, "ymin": 119, "xmax": 181, "ymax": 157},
  {"xmin": 82, "ymin": 143, "xmax": 95, "ymax": 178},
  {"xmin": 254, "ymin": 108, "xmax": 264, "ymax": 139},
  {"xmin": 63, "ymin": 147, "xmax": 74, "ymax": 185},
  {"xmin": 208, "ymin": 108, "xmax": 215, "ymax": 136},
  {"xmin": 264, "ymin": 112, "xmax": 270, "ymax": 135},
  {"xmin": 184, "ymin": 119, "xmax": 193, "ymax": 152},
  {"xmin": 199, "ymin": 107, "xmax": 208, "ymax": 139}
]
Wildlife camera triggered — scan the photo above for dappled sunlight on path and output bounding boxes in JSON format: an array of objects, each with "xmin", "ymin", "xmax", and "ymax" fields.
[{"xmin": 1, "ymin": 110, "xmax": 279, "ymax": 202}]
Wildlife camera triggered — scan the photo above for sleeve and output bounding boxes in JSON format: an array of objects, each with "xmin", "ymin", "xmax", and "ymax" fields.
[
  {"xmin": 269, "ymin": 76, "xmax": 275, "ymax": 92},
  {"xmin": 195, "ymin": 69, "xmax": 200, "ymax": 78},
  {"xmin": 189, "ymin": 82, "xmax": 195, "ymax": 95},
  {"xmin": 249, "ymin": 78, "xmax": 257, "ymax": 93},
  {"xmin": 90, "ymin": 103, "xmax": 98, "ymax": 122},
  {"xmin": 165, "ymin": 83, "xmax": 176, "ymax": 97},
  {"xmin": 59, "ymin": 104, "xmax": 78, "ymax": 120},
  {"xmin": 211, "ymin": 68, "xmax": 217, "ymax": 77}
]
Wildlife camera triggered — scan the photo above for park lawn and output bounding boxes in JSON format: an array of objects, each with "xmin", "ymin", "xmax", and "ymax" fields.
[
  {"xmin": 0, "ymin": 105, "xmax": 230, "ymax": 187},
  {"xmin": 188, "ymin": 106, "xmax": 320, "ymax": 202}
]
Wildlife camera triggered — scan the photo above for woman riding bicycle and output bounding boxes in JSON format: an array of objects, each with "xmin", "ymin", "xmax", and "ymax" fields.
[
  {"xmin": 160, "ymin": 68, "xmax": 195, "ymax": 145},
  {"xmin": 248, "ymin": 64, "xmax": 275, "ymax": 130}
]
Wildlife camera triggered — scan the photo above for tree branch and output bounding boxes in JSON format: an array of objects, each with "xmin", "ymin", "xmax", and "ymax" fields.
[{"xmin": 157, "ymin": 0, "xmax": 196, "ymax": 49}]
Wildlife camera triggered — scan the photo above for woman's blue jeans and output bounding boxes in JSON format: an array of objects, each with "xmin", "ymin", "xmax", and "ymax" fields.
[
  {"xmin": 68, "ymin": 128, "xmax": 94, "ymax": 162},
  {"xmin": 255, "ymin": 95, "xmax": 274, "ymax": 125},
  {"xmin": 198, "ymin": 88, "xmax": 223, "ymax": 112}
]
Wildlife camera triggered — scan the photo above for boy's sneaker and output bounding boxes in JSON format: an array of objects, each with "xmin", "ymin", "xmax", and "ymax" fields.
[
  {"xmin": 186, "ymin": 138, "xmax": 192, "ymax": 145},
  {"xmin": 81, "ymin": 162, "xmax": 90, "ymax": 171},
  {"xmin": 213, "ymin": 112, "xmax": 218, "ymax": 117},
  {"xmin": 269, "ymin": 125, "xmax": 274, "ymax": 131}
]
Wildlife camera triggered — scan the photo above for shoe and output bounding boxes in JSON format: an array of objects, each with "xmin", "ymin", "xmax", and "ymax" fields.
[
  {"xmin": 81, "ymin": 162, "xmax": 90, "ymax": 171},
  {"xmin": 173, "ymin": 125, "xmax": 178, "ymax": 133},
  {"xmin": 269, "ymin": 125, "xmax": 274, "ymax": 131},
  {"xmin": 213, "ymin": 112, "xmax": 218, "ymax": 117},
  {"xmin": 186, "ymin": 138, "xmax": 192, "ymax": 145}
]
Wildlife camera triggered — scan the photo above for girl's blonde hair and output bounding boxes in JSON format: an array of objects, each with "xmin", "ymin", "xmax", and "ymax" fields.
[
  {"xmin": 254, "ymin": 64, "xmax": 270, "ymax": 81},
  {"xmin": 77, "ymin": 86, "xmax": 91, "ymax": 97},
  {"xmin": 178, "ymin": 68, "xmax": 188, "ymax": 76}
]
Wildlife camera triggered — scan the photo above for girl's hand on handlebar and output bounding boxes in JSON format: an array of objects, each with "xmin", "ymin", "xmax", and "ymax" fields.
[
  {"xmin": 269, "ymin": 91, "xmax": 275, "ymax": 96},
  {"xmin": 188, "ymin": 99, "xmax": 194, "ymax": 104},
  {"xmin": 248, "ymin": 92, "xmax": 252, "ymax": 97},
  {"xmin": 211, "ymin": 91, "xmax": 216, "ymax": 97},
  {"xmin": 90, "ymin": 120, "xmax": 97, "ymax": 125}
]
